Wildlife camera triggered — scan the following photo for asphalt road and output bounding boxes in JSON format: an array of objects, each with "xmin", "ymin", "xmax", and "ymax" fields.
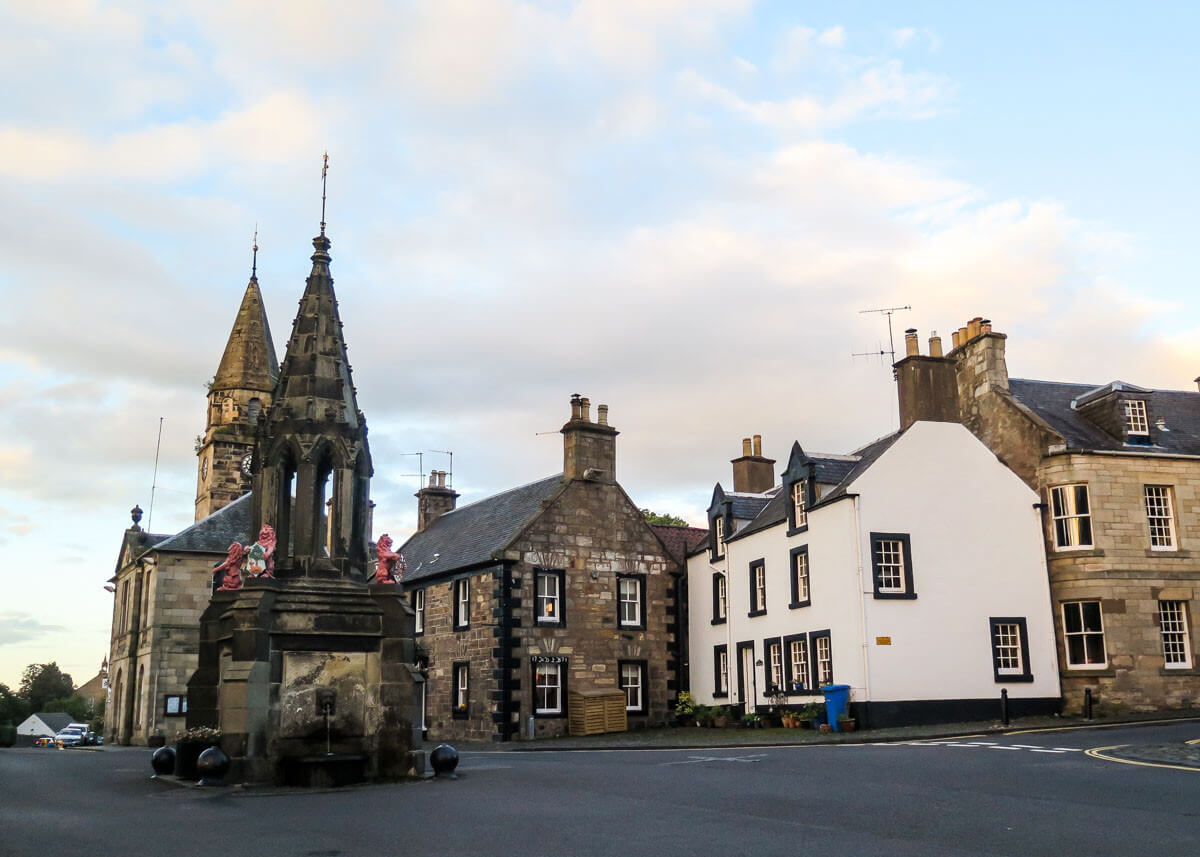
[{"xmin": 2, "ymin": 722, "xmax": 1197, "ymax": 857}]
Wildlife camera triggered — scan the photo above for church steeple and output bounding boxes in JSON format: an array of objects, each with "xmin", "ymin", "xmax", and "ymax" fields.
[
  {"xmin": 195, "ymin": 238, "xmax": 280, "ymax": 522},
  {"xmin": 251, "ymin": 156, "xmax": 373, "ymax": 580}
]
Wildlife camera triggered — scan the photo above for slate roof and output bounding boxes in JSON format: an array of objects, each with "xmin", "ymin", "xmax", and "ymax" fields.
[
  {"xmin": 650, "ymin": 524, "xmax": 709, "ymax": 564},
  {"xmin": 731, "ymin": 436, "xmax": 902, "ymax": 541},
  {"xmin": 400, "ymin": 475, "xmax": 565, "ymax": 583},
  {"xmin": 26, "ymin": 713, "xmax": 75, "ymax": 735},
  {"xmin": 726, "ymin": 491, "xmax": 775, "ymax": 521},
  {"xmin": 152, "ymin": 493, "xmax": 253, "ymax": 553},
  {"xmin": 1009, "ymin": 379, "xmax": 1200, "ymax": 455}
]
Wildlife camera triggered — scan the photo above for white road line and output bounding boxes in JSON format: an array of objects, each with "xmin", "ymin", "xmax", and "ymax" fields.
[
  {"xmin": 1053, "ymin": 748, "xmax": 1083, "ymax": 752},
  {"xmin": 965, "ymin": 741, "xmax": 998, "ymax": 746},
  {"xmin": 1029, "ymin": 749, "xmax": 1067, "ymax": 754},
  {"xmin": 1011, "ymin": 744, "xmax": 1043, "ymax": 749},
  {"xmin": 988, "ymin": 745, "xmax": 1022, "ymax": 750}
]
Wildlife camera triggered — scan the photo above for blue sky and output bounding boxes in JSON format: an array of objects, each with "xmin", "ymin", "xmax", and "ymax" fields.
[{"xmin": 1, "ymin": 1, "xmax": 1198, "ymax": 690}]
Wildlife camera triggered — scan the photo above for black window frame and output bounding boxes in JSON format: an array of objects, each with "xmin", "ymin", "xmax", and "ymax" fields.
[
  {"xmin": 810, "ymin": 629, "xmax": 833, "ymax": 688},
  {"xmin": 618, "ymin": 659, "xmax": 649, "ymax": 715},
  {"xmin": 988, "ymin": 617, "xmax": 1033, "ymax": 683},
  {"xmin": 534, "ymin": 567, "xmax": 566, "ymax": 628},
  {"xmin": 782, "ymin": 633, "xmax": 810, "ymax": 695},
  {"xmin": 709, "ymin": 510, "xmax": 729, "ymax": 561},
  {"xmin": 713, "ymin": 644, "xmax": 729, "ymax": 698},
  {"xmin": 452, "ymin": 661, "xmax": 470, "ymax": 719},
  {"xmin": 453, "ymin": 577, "xmax": 470, "ymax": 630},
  {"xmin": 869, "ymin": 532, "xmax": 916, "ymax": 600},
  {"xmin": 789, "ymin": 545, "xmax": 811, "ymax": 609},
  {"xmin": 747, "ymin": 558, "xmax": 767, "ymax": 617},
  {"xmin": 616, "ymin": 573, "xmax": 647, "ymax": 630},
  {"xmin": 762, "ymin": 636, "xmax": 784, "ymax": 695},
  {"xmin": 711, "ymin": 572, "xmax": 727, "ymax": 625},
  {"xmin": 163, "ymin": 694, "xmax": 188, "ymax": 716},
  {"xmin": 532, "ymin": 656, "xmax": 568, "ymax": 718}
]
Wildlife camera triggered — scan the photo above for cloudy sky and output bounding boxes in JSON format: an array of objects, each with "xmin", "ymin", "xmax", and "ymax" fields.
[{"xmin": 2, "ymin": 1, "xmax": 1198, "ymax": 690}]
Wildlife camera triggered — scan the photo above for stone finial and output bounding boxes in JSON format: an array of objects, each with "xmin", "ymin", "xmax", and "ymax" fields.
[{"xmin": 130, "ymin": 505, "xmax": 144, "ymax": 529}]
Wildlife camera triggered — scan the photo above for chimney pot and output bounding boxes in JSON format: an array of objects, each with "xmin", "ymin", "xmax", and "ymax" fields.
[
  {"xmin": 981, "ymin": 319, "xmax": 992, "ymax": 334},
  {"xmin": 958, "ymin": 325, "xmax": 969, "ymax": 345},
  {"xmin": 904, "ymin": 328, "xmax": 919, "ymax": 357},
  {"xmin": 742, "ymin": 438, "xmax": 752, "ymax": 456},
  {"xmin": 570, "ymin": 394, "xmax": 582, "ymax": 421},
  {"xmin": 753, "ymin": 434, "xmax": 762, "ymax": 456},
  {"xmin": 968, "ymin": 317, "xmax": 982, "ymax": 339},
  {"xmin": 951, "ymin": 330, "xmax": 961, "ymax": 349},
  {"xmin": 580, "ymin": 397, "xmax": 591, "ymax": 422},
  {"xmin": 929, "ymin": 331, "xmax": 943, "ymax": 358},
  {"xmin": 597, "ymin": 404, "xmax": 609, "ymax": 426}
]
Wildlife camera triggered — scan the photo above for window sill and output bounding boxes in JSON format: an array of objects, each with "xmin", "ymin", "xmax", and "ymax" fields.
[
  {"xmin": 710, "ymin": 618, "xmax": 727, "ymax": 626},
  {"xmin": 452, "ymin": 710, "xmax": 469, "ymax": 720},
  {"xmin": 786, "ymin": 524, "xmax": 809, "ymax": 538},
  {"xmin": 1145, "ymin": 548, "xmax": 1191, "ymax": 558},
  {"xmin": 788, "ymin": 600, "xmax": 811, "ymax": 610},
  {"xmin": 747, "ymin": 609, "xmax": 767, "ymax": 618},
  {"xmin": 1064, "ymin": 667, "xmax": 1114, "ymax": 677},
  {"xmin": 873, "ymin": 592, "xmax": 917, "ymax": 601},
  {"xmin": 994, "ymin": 674, "xmax": 1034, "ymax": 683},
  {"xmin": 619, "ymin": 623, "xmax": 646, "ymax": 632},
  {"xmin": 712, "ymin": 692, "xmax": 729, "ymax": 699},
  {"xmin": 1051, "ymin": 547, "xmax": 1105, "ymax": 557},
  {"xmin": 1160, "ymin": 666, "xmax": 1200, "ymax": 676},
  {"xmin": 533, "ymin": 711, "xmax": 565, "ymax": 719},
  {"xmin": 535, "ymin": 619, "xmax": 564, "ymax": 628}
]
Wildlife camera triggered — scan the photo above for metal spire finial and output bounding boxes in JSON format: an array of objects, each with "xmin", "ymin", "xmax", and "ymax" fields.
[
  {"xmin": 251, "ymin": 224, "xmax": 259, "ymax": 279},
  {"xmin": 320, "ymin": 152, "xmax": 329, "ymax": 236}
]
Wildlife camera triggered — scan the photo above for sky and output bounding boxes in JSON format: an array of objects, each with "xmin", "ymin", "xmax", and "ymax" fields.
[{"xmin": 2, "ymin": 1, "xmax": 1199, "ymax": 691}]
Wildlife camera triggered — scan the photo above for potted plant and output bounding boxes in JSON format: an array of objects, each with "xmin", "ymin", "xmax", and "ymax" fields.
[
  {"xmin": 837, "ymin": 713, "xmax": 857, "ymax": 732},
  {"xmin": 674, "ymin": 692, "xmax": 697, "ymax": 726},
  {"xmin": 712, "ymin": 706, "xmax": 731, "ymax": 729},
  {"xmin": 174, "ymin": 726, "xmax": 221, "ymax": 779},
  {"xmin": 741, "ymin": 711, "xmax": 762, "ymax": 728},
  {"xmin": 799, "ymin": 701, "xmax": 824, "ymax": 729},
  {"xmin": 693, "ymin": 704, "xmax": 712, "ymax": 727}
]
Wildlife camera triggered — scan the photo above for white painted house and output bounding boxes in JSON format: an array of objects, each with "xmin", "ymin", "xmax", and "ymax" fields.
[{"xmin": 687, "ymin": 421, "xmax": 1061, "ymax": 727}]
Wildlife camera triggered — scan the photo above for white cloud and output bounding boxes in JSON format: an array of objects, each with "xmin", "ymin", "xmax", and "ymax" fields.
[{"xmin": 818, "ymin": 25, "xmax": 845, "ymax": 48}]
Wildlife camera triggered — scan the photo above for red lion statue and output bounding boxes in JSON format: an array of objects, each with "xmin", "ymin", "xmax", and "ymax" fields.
[
  {"xmin": 375, "ymin": 534, "xmax": 406, "ymax": 584},
  {"xmin": 245, "ymin": 524, "xmax": 276, "ymax": 579},
  {"xmin": 214, "ymin": 542, "xmax": 248, "ymax": 591}
]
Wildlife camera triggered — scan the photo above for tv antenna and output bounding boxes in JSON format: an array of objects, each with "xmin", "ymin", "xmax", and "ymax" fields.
[
  {"xmin": 852, "ymin": 305, "xmax": 911, "ymax": 366},
  {"xmin": 428, "ymin": 450, "xmax": 454, "ymax": 489}
]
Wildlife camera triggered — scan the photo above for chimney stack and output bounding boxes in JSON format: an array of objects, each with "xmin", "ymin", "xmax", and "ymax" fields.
[
  {"xmin": 416, "ymin": 469, "xmax": 459, "ymax": 532},
  {"xmin": 562, "ymin": 393, "xmax": 618, "ymax": 482},
  {"xmin": 731, "ymin": 435, "xmax": 775, "ymax": 494},
  {"xmin": 904, "ymin": 328, "xmax": 919, "ymax": 356},
  {"xmin": 894, "ymin": 324, "xmax": 959, "ymax": 431}
]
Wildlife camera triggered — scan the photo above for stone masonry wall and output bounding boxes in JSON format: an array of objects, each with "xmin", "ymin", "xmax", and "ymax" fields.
[
  {"xmin": 1040, "ymin": 453, "xmax": 1200, "ymax": 713},
  {"xmin": 507, "ymin": 479, "xmax": 679, "ymax": 740}
]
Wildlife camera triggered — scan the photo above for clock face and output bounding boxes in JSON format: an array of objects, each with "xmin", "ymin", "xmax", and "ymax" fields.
[{"xmin": 241, "ymin": 453, "xmax": 254, "ymax": 477}]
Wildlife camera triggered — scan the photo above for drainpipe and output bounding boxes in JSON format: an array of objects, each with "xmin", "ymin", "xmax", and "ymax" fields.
[{"xmin": 851, "ymin": 496, "xmax": 871, "ymax": 722}]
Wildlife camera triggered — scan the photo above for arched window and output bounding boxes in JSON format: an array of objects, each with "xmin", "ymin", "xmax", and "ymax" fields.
[{"xmin": 247, "ymin": 398, "xmax": 261, "ymax": 423}]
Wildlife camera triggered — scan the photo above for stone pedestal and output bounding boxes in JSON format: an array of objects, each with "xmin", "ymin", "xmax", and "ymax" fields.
[{"xmin": 187, "ymin": 578, "xmax": 419, "ymax": 785}]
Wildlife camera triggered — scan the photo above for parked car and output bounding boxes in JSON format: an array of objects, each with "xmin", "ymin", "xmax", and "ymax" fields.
[{"xmin": 54, "ymin": 727, "xmax": 87, "ymax": 747}]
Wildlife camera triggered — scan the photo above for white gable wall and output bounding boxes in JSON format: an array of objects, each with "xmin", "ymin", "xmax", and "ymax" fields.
[{"xmin": 847, "ymin": 421, "xmax": 1060, "ymax": 702}]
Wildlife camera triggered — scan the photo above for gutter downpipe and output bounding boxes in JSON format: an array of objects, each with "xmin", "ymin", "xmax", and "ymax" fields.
[{"xmin": 851, "ymin": 495, "xmax": 871, "ymax": 725}]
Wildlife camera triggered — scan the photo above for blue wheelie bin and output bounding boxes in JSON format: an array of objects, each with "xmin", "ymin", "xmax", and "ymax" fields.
[{"xmin": 822, "ymin": 684, "xmax": 851, "ymax": 732}]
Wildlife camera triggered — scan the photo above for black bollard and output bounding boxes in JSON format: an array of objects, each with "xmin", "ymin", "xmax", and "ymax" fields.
[
  {"xmin": 196, "ymin": 745, "xmax": 231, "ymax": 786},
  {"xmin": 430, "ymin": 744, "xmax": 459, "ymax": 779},
  {"xmin": 1000, "ymin": 687, "xmax": 1009, "ymax": 727},
  {"xmin": 150, "ymin": 745, "xmax": 176, "ymax": 777},
  {"xmin": 1084, "ymin": 687, "xmax": 1093, "ymax": 721}
]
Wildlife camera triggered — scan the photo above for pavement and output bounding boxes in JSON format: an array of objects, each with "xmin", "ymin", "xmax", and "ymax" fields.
[{"xmin": 436, "ymin": 709, "xmax": 1200, "ymax": 769}]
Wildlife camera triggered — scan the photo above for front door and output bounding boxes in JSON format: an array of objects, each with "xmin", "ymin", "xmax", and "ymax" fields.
[{"xmin": 738, "ymin": 642, "xmax": 756, "ymax": 714}]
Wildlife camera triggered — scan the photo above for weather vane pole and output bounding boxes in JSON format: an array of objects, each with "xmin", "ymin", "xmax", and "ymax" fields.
[
  {"xmin": 251, "ymin": 224, "xmax": 258, "ymax": 278},
  {"xmin": 320, "ymin": 152, "xmax": 329, "ymax": 236}
]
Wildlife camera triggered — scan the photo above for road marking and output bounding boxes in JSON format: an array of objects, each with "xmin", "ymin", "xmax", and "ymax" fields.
[
  {"xmin": 1086, "ymin": 744, "xmax": 1200, "ymax": 773},
  {"xmin": 660, "ymin": 754, "xmax": 766, "ymax": 766},
  {"xmin": 1010, "ymin": 744, "xmax": 1043, "ymax": 749},
  {"xmin": 1029, "ymin": 749, "xmax": 1067, "ymax": 754},
  {"xmin": 965, "ymin": 741, "xmax": 998, "ymax": 746}
]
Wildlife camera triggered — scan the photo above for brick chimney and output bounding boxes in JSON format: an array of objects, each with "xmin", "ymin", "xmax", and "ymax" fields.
[
  {"xmin": 731, "ymin": 435, "xmax": 775, "ymax": 494},
  {"xmin": 562, "ymin": 393, "xmax": 618, "ymax": 482},
  {"xmin": 416, "ymin": 470, "xmax": 459, "ymax": 532}
]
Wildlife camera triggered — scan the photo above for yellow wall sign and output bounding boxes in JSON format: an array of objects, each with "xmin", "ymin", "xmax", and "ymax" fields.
[{"xmin": 875, "ymin": 636, "xmax": 892, "ymax": 646}]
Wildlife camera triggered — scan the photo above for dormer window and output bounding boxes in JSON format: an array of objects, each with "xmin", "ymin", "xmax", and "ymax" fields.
[
  {"xmin": 791, "ymin": 480, "xmax": 808, "ymax": 529},
  {"xmin": 715, "ymin": 516, "xmax": 725, "ymax": 554},
  {"xmin": 1124, "ymin": 400, "xmax": 1149, "ymax": 437}
]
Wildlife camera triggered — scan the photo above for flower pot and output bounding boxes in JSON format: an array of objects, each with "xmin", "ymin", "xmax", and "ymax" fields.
[
  {"xmin": 818, "ymin": 723, "xmax": 832, "ymax": 733},
  {"xmin": 839, "ymin": 719, "xmax": 856, "ymax": 732}
]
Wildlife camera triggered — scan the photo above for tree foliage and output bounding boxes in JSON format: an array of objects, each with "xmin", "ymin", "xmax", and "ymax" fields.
[
  {"xmin": 0, "ymin": 682, "xmax": 28, "ymax": 725},
  {"xmin": 641, "ymin": 509, "xmax": 690, "ymax": 527},
  {"xmin": 19, "ymin": 663, "xmax": 75, "ymax": 714}
]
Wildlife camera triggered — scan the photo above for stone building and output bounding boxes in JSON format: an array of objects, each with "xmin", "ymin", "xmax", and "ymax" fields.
[
  {"xmin": 105, "ymin": 265, "xmax": 275, "ymax": 746},
  {"xmin": 400, "ymin": 395, "xmax": 683, "ymax": 742},
  {"xmin": 896, "ymin": 317, "xmax": 1200, "ymax": 713}
]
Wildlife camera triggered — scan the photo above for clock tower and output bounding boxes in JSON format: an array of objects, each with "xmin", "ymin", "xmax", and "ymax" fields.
[{"xmin": 194, "ymin": 245, "xmax": 279, "ymax": 522}]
